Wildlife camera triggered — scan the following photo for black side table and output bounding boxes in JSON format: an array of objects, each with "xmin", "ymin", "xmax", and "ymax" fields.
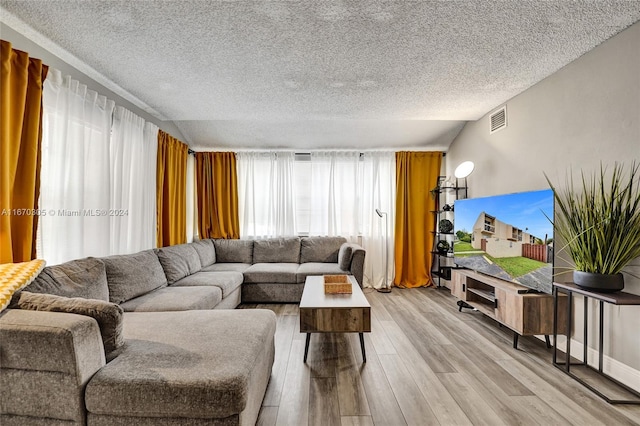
[{"xmin": 553, "ymin": 282, "xmax": 640, "ymax": 404}]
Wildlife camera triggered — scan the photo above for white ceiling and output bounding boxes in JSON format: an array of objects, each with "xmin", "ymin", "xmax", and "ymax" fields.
[{"xmin": 1, "ymin": 1, "xmax": 639, "ymax": 150}]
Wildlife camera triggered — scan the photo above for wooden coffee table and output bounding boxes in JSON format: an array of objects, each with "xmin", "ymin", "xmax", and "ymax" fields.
[{"xmin": 299, "ymin": 275, "xmax": 371, "ymax": 362}]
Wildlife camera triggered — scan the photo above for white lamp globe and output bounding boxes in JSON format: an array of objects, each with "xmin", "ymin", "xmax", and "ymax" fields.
[{"xmin": 454, "ymin": 161, "xmax": 475, "ymax": 179}]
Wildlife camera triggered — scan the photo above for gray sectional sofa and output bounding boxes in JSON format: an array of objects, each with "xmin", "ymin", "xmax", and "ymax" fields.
[
  {"xmin": 208, "ymin": 236, "xmax": 365, "ymax": 303},
  {"xmin": 0, "ymin": 236, "xmax": 365, "ymax": 425}
]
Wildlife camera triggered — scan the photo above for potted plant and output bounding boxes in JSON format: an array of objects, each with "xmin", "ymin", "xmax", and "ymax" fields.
[{"xmin": 545, "ymin": 162, "xmax": 640, "ymax": 292}]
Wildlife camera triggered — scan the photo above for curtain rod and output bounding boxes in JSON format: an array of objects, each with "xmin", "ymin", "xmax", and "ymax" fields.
[{"xmin": 187, "ymin": 148, "xmax": 447, "ymax": 157}]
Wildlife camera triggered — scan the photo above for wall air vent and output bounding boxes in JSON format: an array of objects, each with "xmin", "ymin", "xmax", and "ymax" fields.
[{"xmin": 490, "ymin": 106, "xmax": 507, "ymax": 134}]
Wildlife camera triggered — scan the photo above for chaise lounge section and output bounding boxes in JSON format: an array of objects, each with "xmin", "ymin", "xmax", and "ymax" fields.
[
  {"xmin": 85, "ymin": 310, "xmax": 275, "ymax": 425},
  {"xmin": 1, "ymin": 308, "xmax": 276, "ymax": 426}
]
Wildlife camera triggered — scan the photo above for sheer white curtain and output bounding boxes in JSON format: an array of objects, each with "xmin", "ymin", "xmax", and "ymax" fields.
[
  {"xmin": 306, "ymin": 151, "xmax": 395, "ymax": 288},
  {"xmin": 308, "ymin": 151, "xmax": 361, "ymax": 239},
  {"xmin": 237, "ymin": 152, "xmax": 297, "ymax": 238},
  {"xmin": 144, "ymin": 122, "xmax": 160, "ymax": 247},
  {"xmin": 110, "ymin": 106, "xmax": 158, "ymax": 254},
  {"xmin": 39, "ymin": 69, "xmax": 115, "ymax": 264},
  {"xmin": 360, "ymin": 152, "xmax": 396, "ymax": 289},
  {"xmin": 39, "ymin": 70, "xmax": 159, "ymax": 264}
]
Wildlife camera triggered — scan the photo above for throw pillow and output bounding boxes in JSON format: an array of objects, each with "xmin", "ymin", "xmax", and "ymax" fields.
[
  {"xmin": 0, "ymin": 259, "xmax": 45, "ymax": 312},
  {"xmin": 12, "ymin": 291, "xmax": 125, "ymax": 361}
]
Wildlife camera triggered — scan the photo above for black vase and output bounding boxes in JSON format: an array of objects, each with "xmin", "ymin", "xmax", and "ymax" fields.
[{"xmin": 573, "ymin": 271, "xmax": 624, "ymax": 293}]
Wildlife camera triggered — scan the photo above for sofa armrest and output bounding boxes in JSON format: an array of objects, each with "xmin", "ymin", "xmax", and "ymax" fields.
[
  {"xmin": 0, "ymin": 309, "xmax": 105, "ymax": 422},
  {"xmin": 347, "ymin": 244, "xmax": 366, "ymax": 288}
]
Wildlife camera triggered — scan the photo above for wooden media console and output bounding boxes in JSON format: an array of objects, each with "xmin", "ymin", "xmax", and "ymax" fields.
[{"xmin": 451, "ymin": 268, "xmax": 566, "ymax": 349}]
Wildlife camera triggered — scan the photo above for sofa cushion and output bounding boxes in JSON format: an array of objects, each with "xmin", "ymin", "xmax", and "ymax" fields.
[
  {"xmin": 172, "ymin": 271, "xmax": 243, "ymax": 298},
  {"xmin": 253, "ymin": 237, "xmax": 300, "ymax": 263},
  {"xmin": 155, "ymin": 244, "xmax": 202, "ymax": 284},
  {"xmin": 242, "ymin": 282, "xmax": 305, "ymax": 303},
  {"xmin": 300, "ymin": 236, "xmax": 347, "ymax": 263},
  {"xmin": 85, "ymin": 309, "xmax": 276, "ymax": 419},
  {"xmin": 213, "ymin": 239, "xmax": 254, "ymax": 263},
  {"xmin": 243, "ymin": 263, "xmax": 299, "ymax": 284},
  {"xmin": 25, "ymin": 257, "xmax": 109, "ymax": 302},
  {"xmin": 191, "ymin": 239, "xmax": 216, "ymax": 267},
  {"xmin": 101, "ymin": 250, "xmax": 167, "ymax": 304},
  {"xmin": 11, "ymin": 291, "xmax": 124, "ymax": 359},
  {"xmin": 338, "ymin": 243, "xmax": 355, "ymax": 271},
  {"xmin": 118, "ymin": 286, "xmax": 222, "ymax": 312},
  {"xmin": 201, "ymin": 263, "xmax": 252, "ymax": 273},
  {"xmin": 296, "ymin": 262, "xmax": 345, "ymax": 283}
]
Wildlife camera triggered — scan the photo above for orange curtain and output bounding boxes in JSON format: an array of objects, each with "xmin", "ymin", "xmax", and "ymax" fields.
[
  {"xmin": 195, "ymin": 152, "xmax": 239, "ymax": 239},
  {"xmin": 1, "ymin": 41, "xmax": 48, "ymax": 263},
  {"xmin": 394, "ymin": 151, "xmax": 443, "ymax": 288},
  {"xmin": 156, "ymin": 130, "xmax": 188, "ymax": 247}
]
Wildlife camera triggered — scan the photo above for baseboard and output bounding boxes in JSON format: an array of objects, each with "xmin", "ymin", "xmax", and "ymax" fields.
[{"xmin": 551, "ymin": 335, "xmax": 640, "ymax": 393}]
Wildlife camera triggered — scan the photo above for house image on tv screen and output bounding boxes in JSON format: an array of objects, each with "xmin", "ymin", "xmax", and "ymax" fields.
[{"xmin": 471, "ymin": 212, "xmax": 547, "ymax": 261}]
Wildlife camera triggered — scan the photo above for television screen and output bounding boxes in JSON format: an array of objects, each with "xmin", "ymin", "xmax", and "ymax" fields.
[{"xmin": 453, "ymin": 189, "xmax": 554, "ymax": 293}]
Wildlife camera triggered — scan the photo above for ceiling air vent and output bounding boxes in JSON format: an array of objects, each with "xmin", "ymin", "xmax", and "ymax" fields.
[{"xmin": 490, "ymin": 106, "xmax": 507, "ymax": 134}]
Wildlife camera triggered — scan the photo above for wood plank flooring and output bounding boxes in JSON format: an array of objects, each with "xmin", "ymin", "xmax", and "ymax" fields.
[{"xmin": 241, "ymin": 287, "xmax": 640, "ymax": 425}]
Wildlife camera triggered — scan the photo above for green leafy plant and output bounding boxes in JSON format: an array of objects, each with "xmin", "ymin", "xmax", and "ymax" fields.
[{"xmin": 545, "ymin": 162, "xmax": 640, "ymax": 276}]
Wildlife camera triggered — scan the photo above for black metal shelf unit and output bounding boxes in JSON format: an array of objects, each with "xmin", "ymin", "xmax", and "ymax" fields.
[{"xmin": 430, "ymin": 176, "xmax": 468, "ymax": 288}]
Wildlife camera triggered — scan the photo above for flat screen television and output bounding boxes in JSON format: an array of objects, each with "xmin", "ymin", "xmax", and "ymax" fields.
[{"xmin": 453, "ymin": 189, "xmax": 554, "ymax": 293}]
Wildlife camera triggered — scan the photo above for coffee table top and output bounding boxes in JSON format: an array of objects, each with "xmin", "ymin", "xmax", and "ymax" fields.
[{"xmin": 300, "ymin": 275, "xmax": 370, "ymax": 309}]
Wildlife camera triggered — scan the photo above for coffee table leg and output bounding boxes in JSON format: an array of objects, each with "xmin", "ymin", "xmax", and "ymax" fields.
[
  {"xmin": 304, "ymin": 333, "xmax": 311, "ymax": 363},
  {"xmin": 359, "ymin": 333, "xmax": 366, "ymax": 363}
]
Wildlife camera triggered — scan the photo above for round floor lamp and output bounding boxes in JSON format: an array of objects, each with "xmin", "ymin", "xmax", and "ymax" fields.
[
  {"xmin": 454, "ymin": 161, "xmax": 475, "ymax": 184},
  {"xmin": 375, "ymin": 208, "xmax": 391, "ymax": 293}
]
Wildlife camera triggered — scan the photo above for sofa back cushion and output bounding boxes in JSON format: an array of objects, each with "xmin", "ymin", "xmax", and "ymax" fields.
[
  {"xmin": 191, "ymin": 239, "xmax": 216, "ymax": 267},
  {"xmin": 101, "ymin": 250, "xmax": 167, "ymax": 304},
  {"xmin": 11, "ymin": 291, "xmax": 125, "ymax": 360},
  {"xmin": 300, "ymin": 237, "xmax": 347, "ymax": 263},
  {"xmin": 213, "ymin": 239, "xmax": 254, "ymax": 263},
  {"xmin": 25, "ymin": 257, "xmax": 109, "ymax": 301},
  {"xmin": 253, "ymin": 237, "xmax": 300, "ymax": 263},
  {"xmin": 155, "ymin": 244, "xmax": 202, "ymax": 284}
]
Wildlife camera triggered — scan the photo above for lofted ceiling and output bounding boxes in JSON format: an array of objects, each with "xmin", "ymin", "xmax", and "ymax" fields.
[{"xmin": 1, "ymin": 1, "xmax": 639, "ymax": 150}]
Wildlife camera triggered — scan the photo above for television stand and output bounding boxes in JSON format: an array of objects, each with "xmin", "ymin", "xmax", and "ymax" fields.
[{"xmin": 451, "ymin": 269, "xmax": 566, "ymax": 349}]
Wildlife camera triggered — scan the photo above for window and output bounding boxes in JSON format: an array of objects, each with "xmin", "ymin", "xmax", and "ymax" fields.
[
  {"xmin": 483, "ymin": 214, "xmax": 496, "ymax": 233},
  {"xmin": 238, "ymin": 150, "xmax": 396, "ymax": 287}
]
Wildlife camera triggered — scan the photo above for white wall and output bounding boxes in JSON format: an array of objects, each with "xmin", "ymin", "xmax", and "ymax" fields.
[
  {"xmin": 0, "ymin": 23, "xmax": 187, "ymax": 141},
  {"xmin": 447, "ymin": 21, "xmax": 640, "ymax": 388}
]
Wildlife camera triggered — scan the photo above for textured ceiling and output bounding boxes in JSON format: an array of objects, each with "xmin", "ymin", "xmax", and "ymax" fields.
[{"xmin": 1, "ymin": 1, "xmax": 639, "ymax": 150}]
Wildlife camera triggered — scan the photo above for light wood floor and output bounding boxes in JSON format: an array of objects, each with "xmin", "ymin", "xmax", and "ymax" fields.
[{"xmin": 241, "ymin": 287, "xmax": 640, "ymax": 426}]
